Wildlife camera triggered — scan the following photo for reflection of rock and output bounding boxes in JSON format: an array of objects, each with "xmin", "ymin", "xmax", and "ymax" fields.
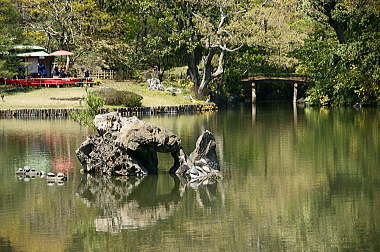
[
  {"xmin": 76, "ymin": 175, "xmax": 145, "ymax": 215},
  {"xmin": 76, "ymin": 174, "xmax": 184, "ymax": 232},
  {"xmin": 76, "ymin": 113, "xmax": 221, "ymax": 181},
  {"xmin": 77, "ymin": 173, "xmax": 224, "ymax": 233}
]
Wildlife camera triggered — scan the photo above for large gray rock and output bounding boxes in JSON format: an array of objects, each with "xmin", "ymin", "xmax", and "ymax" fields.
[
  {"xmin": 174, "ymin": 131, "xmax": 221, "ymax": 181},
  {"xmin": 77, "ymin": 113, "xmax": 182, "ymax": 175},
  {"xmin": 94, "ymin": 113, "xmax": 139, "ymax": 136},
  {"xmin": 189, "ymin": 130, "xmax": 220, "ymax": 171},
  {"xmin": 76, "ymin": 133, "xmax": 148, "ymax": 176},
  {"xmin": 147, "ymin": 78, "xmax": 181, "ymax": 94},
  {"xmin": 76, "ymin": 112, "xmax": 220, "ymax": 180},
  {"xmin": 176, "ymin": 131, "xmax": 221, "ymax": 182},
  {"xmin": 147, "ymin": 78, "xmax": 165, "ymax": 91}
]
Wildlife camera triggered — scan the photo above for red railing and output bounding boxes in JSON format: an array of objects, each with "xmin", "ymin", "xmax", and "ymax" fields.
[{"xmin": 1, "ymin": 78, "xmax": 95, "ymax": 87}]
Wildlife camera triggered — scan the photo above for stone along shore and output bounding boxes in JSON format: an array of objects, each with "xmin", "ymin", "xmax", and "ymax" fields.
[{"xmin": 0, "ymin": 104, "xmax": 217, "ymax": 119}]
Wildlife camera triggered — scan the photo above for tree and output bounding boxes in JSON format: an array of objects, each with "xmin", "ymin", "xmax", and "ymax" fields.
[
  {"xmin": 189, "ymin": 0, "xmax": 247, "ymax": 95},
  {"xmin": 183, "ymin": 0, "xmax": 306, "ymax": 95},
  {"xmin": 15, "ymin": 0, "xmax": 116, "ymax": 62},
  {"xmin": 296, "ymin": 0, "xmax": 380, "ymax": 105},
  {"xmin": 300, "ymin": 0, "xmax": 380, "ymax": 44},
  {"xmin": 0, "ymin": 0, "xmax": 24, "ymax": 77},
  {"xmin": 300, "ymin": 0, "xmax": 348, "ymax": 43}
]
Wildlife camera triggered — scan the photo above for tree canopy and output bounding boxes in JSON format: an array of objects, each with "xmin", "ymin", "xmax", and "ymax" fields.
[{"xmin": 0, "ymin": 0, "xmax": 378, "ymax": 105}]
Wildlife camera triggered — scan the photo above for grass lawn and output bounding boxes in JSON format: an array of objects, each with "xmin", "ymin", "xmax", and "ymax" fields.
[{"xmin": 0, "ymin": 80, "xmax": 207, "ymax": 109}]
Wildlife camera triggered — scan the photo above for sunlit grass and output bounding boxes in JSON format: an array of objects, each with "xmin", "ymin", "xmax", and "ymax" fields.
[
  {"xmin": 102, "ymin": 80, "xmax": 205, "ymax": 107},
  {"xmin": 0, "ymin": 80, "xmax": 209, "ymax": 109}
]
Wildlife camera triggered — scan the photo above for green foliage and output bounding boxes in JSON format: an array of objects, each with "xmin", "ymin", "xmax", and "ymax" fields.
[
  {"xmin": 223, "ymin": 46, "xmax": 296, "ymax": 96},
  {"xmin": 69, "ymin": 92, "xmax": 105, "ymax": 127},
  {"xmin": 86, "ymin": 92, "xmax": 105, "ymax": 112},
  {"xmin": 17, "ymin": 0, "xmax": 115, "ymax": 52},
  {"xmin": 0, "ymin": 0, "xmax": 377, "ymax": 106},
  {"xmin": 92, "ymin": 88, "xmax": 143, "ymax": 107},
  {"xmin": 0, "ymin": 0, "xmax": 24, "ymax": 77},
  {"xmin": 295, "ymin": 4, "xmax": 380, "ymax": 106}
]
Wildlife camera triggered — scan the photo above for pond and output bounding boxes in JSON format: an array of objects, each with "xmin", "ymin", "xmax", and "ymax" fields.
[{"xmin": 0, "ymin": 104, "xmax": 379, "ymax": 251}]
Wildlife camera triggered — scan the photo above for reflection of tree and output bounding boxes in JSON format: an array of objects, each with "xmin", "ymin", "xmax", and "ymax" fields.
[
  {"xmin": 145, "ymin": 106, "xmax": 380, "ymax": 250},
  {"xmin": 0, "ymin": 236, "xmax": 14, "ymax": 251},
  {"xmin": 76, "ymin": 174, "xmax": 225, "ymax": 233},
  {"xmin": 0, "ymin": 119, "xmax": 89, "ymax": 174}
]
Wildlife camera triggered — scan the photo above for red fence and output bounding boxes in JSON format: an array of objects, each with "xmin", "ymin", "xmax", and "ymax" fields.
[{"xmin": 0, "ymin": 78, "xmax": 95, "ymax": 87}]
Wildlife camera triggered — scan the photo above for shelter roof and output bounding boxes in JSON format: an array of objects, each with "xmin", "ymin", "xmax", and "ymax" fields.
[
  {"xmin": 16, "ymin": 51, "xmax": 51, "ymax": 57},
  {"xmin": 13, "ymin": 45, "xmax": 47, "ymax": 51}
]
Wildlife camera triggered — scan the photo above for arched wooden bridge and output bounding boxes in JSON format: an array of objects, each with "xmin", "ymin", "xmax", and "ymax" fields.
[{"xmin": 241, "ymin": 76, "xmax": 309, "ymax": 103}]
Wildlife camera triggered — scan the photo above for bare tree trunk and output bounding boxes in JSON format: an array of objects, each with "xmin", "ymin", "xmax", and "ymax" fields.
[
  {"xmin": 328, "ymin": 18, "xmax": 347, "ymax": 44},
  {"xmin": 191, "ymin": 4, "xmax": 244, "ymax": 96},
  {"xmin": 187, "ymin": 51, "xmax": 200, "ymax": 90},
  {"xmin": 198, "ymin": 48, "xmax": 217, "ymax": 96},
  {"xmin": 321, "ymin": 1, "xmax": 347, "ymax": 44}
]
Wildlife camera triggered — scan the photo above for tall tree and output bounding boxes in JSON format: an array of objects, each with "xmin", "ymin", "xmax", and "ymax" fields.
[
  {"xmin": 296, "ymin": 0, "xmax": 380, "ymax": 105},
  {"xmin": 103, "ymin": 0, "xmax": 304, "ymax": 95},
  {"xmin": 16, "ymin": 0, "xmax": 115, "ymax": 56},
  {"xmin": 0, "ymin": 0, "xmax": 24, "ymax": 77},
  {"xmin": 190, "ymin": 0, "xmax": 306, "ymax": 95},
  {"xmin": 300, "ymin": 0, "xmax": 380, "ymax": 43}
]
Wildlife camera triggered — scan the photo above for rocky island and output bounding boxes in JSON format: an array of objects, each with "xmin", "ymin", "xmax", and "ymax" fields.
[{"xmin": 76, "ymin": 112, "xmax": 220, "ymax": 181}]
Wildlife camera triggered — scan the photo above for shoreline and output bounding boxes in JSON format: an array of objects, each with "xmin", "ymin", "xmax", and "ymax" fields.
[{"xmin": 0, "ymin": 104, "xmax": 217, "ymax": 119}]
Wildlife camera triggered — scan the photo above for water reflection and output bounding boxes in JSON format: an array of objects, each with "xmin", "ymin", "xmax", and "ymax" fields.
[
  {"xmin": 77, "ymin": 174, "xmax": 224, "ymax": 233},
  {"xmin": 0, "ymin": 119, "xmax": 89, "ymax": 175},
  {"xmin": 0, "ymin": 107, "xmax": 379, "ymax": 251}
]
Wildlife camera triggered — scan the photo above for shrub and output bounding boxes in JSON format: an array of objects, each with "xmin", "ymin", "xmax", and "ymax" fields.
[
  {"xmin": 294, "ymin": 28, "xmax": 380, "ymax": 106},
  {"xmin": 69, "ymin": 92, "xmax": 105, "ymax": 128},
  {"xmin": 86, "ymin": 92, "xmax": 105, "ymax": 112},
  {"xmin": 92, "ymin": 87, "xmax": 143, "ymax": 107}
]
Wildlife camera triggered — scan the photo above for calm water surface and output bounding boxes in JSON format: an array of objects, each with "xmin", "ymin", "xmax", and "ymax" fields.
[{"xmin": 0, "ymin": 104, "xmax": 379, "ymax": 251}]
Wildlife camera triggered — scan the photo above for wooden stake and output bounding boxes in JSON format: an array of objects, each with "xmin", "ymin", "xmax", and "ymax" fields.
[
  {"xmin": 252, "ymin": 82, "xmax": 257, "ymax": 104},
  {"xmin": 293, "ymin": 83, "xmax": 298, "ymax": 104}
]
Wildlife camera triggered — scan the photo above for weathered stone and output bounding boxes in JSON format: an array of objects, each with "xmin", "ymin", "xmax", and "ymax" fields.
[
  {"xmin": 147, "ymin": 78, "xmax": 181, "ymax": 94},
  {"xmin": 183, "ymin": 95, "xmax": 195, "ymax": 102},
  {"xmin": 174, "ymin": 131, "xmax": 221, "ymax": 181},
  {"xmin": 147, "ymin": 78, "xmax": 165, "ymax": 91},
  {"xmin": 77, "ymin": 113, "xmax": 183, "ymax": 175},
  {"xmin": 76, "ymin": 113, "xmax": 221, "ymax": 179},
  {"xmin": 189, "ymin": 130, "xmax": 220, "ymax": 171},
  {"xmin": 165, "ymin": 87, "xmax": 182, "ymax": 94},
  {"xmin": 94, "ymin": 112, "xmax": 139, "ymax": 136},
  {"xmin": 76, "ymin": 133, "xmax": 148, "ymax": 176},
  {"xmin": 116, "ymin": 122, "xmax": 181, "ymax": 153},
  {"xmin": 202, "ymin": 166, "xmax": 211, "ymax": 173}
]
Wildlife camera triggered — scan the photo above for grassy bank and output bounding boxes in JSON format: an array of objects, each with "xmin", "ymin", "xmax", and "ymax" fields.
[{"xmin": 0, "ymin": 80, "xmax": 207, "ymax": 109}]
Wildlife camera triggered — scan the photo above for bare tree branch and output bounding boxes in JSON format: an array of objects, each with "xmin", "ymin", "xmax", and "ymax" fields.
[
  {"xmin": 219, "ymin": 44, "xmax": 243, "ymax": 52},
  {"xmin": 212, "ymin": 50, "xmax": 224, "ymax": 77},
  {"xmin": 262, "ymin": 0, "xmax": 273, "ymax": 7}
]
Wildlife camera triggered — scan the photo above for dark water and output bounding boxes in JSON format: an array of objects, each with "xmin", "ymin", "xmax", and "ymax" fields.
[{"xmin": 0, "ymin": 104, "xmax": 379, "ymax": 251}]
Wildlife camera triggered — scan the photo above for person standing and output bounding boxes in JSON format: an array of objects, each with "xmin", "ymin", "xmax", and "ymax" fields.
[
  {"xmin": 59, "ymin": 67, "xmax": 66, "ymax": 78},
  {"xmin": 37, "ymin": 63, "xmax": 45, "ymax": 77}
]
